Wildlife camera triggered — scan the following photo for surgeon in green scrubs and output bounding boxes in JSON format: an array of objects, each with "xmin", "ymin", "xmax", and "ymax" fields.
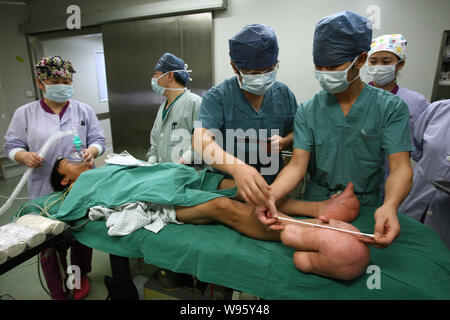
[
  {"xmin": 147, "ymin": 53, "xmax": 202, "ymax": 165},
  {"xmin": 193, "ymin": 24, "xmax": 297, "ymax": 212},
  {"xmin": 257, "ymin": 11, "xmax": 413, "ymax": 249}
]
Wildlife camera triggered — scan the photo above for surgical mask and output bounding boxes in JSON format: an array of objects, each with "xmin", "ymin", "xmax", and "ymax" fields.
[
  {"xmin": 314, "ymin": 57, "xmax": 360, "ymax": 94},
  {"xmin": 151, "ymin": 69, "xmax": 191, "ymax": 96},
  {"xmin": 42, "ymin": 81, "xmax": 73, "ymax": 103},
  {"xmin": 237, "ymin": 65, "xmax": 278, "ymax": 96},
  {"xmin": 366, "ymin": 61, "xmax": 401, "ymax": 86}
]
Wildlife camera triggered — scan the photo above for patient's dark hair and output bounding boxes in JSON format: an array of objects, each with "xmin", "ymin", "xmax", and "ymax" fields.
[{"xmin": 50, "ymin": 158, "xmax": 66, "ymax": 191}]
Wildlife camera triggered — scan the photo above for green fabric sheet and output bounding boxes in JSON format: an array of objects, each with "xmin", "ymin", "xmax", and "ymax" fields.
[
  {"xmin": 52, "ymin": 163, "xmax": 237, "ymax": 221},
  {"xmin": 72, "ymin": 208, "xmax": 450, "ymax": 300},
  {"xmin": 15, "ymin": 164, "xmax": 450, "ymax": 299}
]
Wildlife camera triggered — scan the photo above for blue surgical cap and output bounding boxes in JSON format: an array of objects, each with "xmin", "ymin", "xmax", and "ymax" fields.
[
  {"xmin": 313, "ymin": 11, "xmax": 372, "ymax": 66},
  {"xmin": 154, "ymin": 52, "xmax": 190, "ymax": 84},
  {"xmin": 229, "ymin": 24, "xmax": 279, "ymax": 70}
]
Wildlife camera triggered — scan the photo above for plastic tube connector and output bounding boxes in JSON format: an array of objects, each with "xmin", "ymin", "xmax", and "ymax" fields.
[{"xmin": 72, "ymin": 126, "xmax": 82, "ymax": 152}]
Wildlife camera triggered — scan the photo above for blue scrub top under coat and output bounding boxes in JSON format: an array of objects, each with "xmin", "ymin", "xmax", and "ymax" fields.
[{"xmin": 197, "ymin": 76, "xmax": 298, "ymax": 183}]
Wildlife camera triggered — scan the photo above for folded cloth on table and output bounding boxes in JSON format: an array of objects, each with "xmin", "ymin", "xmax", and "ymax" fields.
[
  {"xmin": 0, "ymin": 232, "xmax": 26, "ymax": 258},
  {"xmin": 0, "ymin": 246, "xmax": 7, "ymax": 264},
  {"xmin": 0, "ymin": 223, "xmax": 46, "ymax": 248},
  {"xmin": 15, "ymin": 214, "xmax": 65, "ymax": 235},
  {"xmin": 105, "ymin": 151, "xmax": 152, "ymax": 167},
  {"xmin": 89, "ymin": 202, "xmax": 181, "ymax": 236}
]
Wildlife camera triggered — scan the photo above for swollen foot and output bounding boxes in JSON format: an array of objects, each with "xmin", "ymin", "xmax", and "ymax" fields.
[
  {"xmin": 318, "ymin": 182, "xmax": 360, "ymax": 223},
  {"xmin": 281, "ymin": 221, "xmax": 370, "ymax": 281}
]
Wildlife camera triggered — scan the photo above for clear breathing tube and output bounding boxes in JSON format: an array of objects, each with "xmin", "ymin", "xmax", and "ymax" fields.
[{"xmin": 0, "ymin": 130, "xmax": 75, "ymax": 218}]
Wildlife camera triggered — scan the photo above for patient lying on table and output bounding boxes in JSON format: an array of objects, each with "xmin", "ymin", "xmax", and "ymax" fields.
[{"xmin": 50, "ymin": 159, "xmax": 370, "ymax": 280}]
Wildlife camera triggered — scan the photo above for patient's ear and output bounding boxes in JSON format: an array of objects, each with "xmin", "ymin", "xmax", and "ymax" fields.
[
  {"xmin": 61, "ymin": 177, "xmax": 70, "ymax": 186},
  {"xmin": 230, "ymin": 62, "xmax": 239, "ymax": 75}
]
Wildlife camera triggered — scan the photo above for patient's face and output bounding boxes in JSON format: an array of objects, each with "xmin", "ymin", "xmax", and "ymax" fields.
[{"xmin": 58, "ymin": 158, "xmax": 91, "ymax": 184}]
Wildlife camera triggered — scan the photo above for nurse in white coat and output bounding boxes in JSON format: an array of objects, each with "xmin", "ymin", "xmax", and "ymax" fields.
[
  {"xmin": 4, "ymin": 56, "xmax": 106, "ymax": 300},
  {"xmin": 5, "ymin": 56, "xmax": 106, "ymax": 200}
]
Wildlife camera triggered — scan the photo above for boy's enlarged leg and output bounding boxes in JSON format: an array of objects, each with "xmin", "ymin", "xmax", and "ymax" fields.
[
  {"xmin": 176, "ymin": 196, "xmax": 369, "ymax": 280},
  {"xmin": 219, "ymin": 178, "xmax": 359, "ymax": 223},
  {"xmin": 280, "ymin": 220, "xmax": 370, "ymax": 280},
  {"xmin": 175, "ymin": 197, "xmax": 280, "ymax": 241},
  {"xmin": 276, "ymin": 182, "xmax": 360, "ymax": 222}
]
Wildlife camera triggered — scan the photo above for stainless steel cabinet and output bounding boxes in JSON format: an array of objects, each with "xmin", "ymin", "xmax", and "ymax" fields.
[{"xmin": 102, "ymin": 12, "xmax": 212, "ymax": 160}]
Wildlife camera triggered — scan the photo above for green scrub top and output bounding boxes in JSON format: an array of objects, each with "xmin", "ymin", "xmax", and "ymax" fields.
[
  {"xmin": 294, "ymin": 85, "xmax": 413, "ymax": 206},
  {"xmin": 147, "ymin": 90, "xmax": 202, "ymax": 164},
  {"xmin": 162, "ymin": 91, "xmax": 184, "ymax": 121},
  {"xmin": 197, "ymin": 77, "xmax": 298, "ymax": 184}
]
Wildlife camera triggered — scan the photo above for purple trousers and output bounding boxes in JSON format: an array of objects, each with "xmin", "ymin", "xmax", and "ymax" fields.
[{"xmin": 40, "ymin": 238, "xmax": 92, "ymax": 300}]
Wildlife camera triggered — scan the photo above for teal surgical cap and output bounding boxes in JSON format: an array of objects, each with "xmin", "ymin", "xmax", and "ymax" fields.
[
  {"xmin": 229, "ymin": 24, "xmax": 279, "ymax": 70},
  {"xmin": 154, "ymin": 52, "xmax": 191, "ymax": 84},
  {"xmin": 313, "ymin": 11, "xmax": 372, "ymax": 66}
]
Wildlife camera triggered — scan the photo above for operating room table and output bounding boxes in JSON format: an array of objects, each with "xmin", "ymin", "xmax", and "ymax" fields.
[
  {"xmin": 0, "ymin": 226, "xmax": 73, "ymax": 276},
  {"xmin": 14, "ymin": 194, "xmax": 450, "ymax": 300}
]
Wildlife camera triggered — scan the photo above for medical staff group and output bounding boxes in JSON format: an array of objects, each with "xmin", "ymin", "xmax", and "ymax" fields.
[{"xmin": 4, "ymin": 10, "xmax": 449, "ymax": 300}]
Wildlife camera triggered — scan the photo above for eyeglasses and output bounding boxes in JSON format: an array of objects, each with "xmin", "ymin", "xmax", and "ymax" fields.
[{"xmin": 239, "ymin": 61, "xmax": 279, "ymax": 76}]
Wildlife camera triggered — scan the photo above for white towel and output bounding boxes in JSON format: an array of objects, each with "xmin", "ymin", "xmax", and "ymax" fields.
[
  {"xmin": 0, "ymin": 246, "xmax": 7, "ymax": 265},
  {"xmin": 0, "ymin": 223, "xmax": 46, "ymax": 248},
  {"xmin": 89, "ymin": 202, "xmax": 181, "ymax": 236},
  {"xmin": 0, "ymin": 233, "xmax": 26, "ymax": 258},
  {"xmin": 105, "ymin": 151, "xmax": 152, "ymax": 167},
  {"xmin": 15, "ymin": 214, "xmax": 65, "ymax": 235}
]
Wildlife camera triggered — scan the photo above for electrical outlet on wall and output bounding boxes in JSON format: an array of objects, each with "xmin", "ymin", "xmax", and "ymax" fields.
[{"xmin": 26, "ymin": 91, "xmax": 35, "ymax": 98}]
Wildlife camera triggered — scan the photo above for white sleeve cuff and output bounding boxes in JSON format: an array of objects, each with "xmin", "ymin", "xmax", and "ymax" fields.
[
  {"xmin": 8, "ymin": 148, "xmax": 27, "ymax": 163},
  {"xmin": 148, "ymin": 155, "xmax": 158, "ymax": 164},
  {"xmin": 90, "ymin": 144, "xmax": 104, "ymax": 157}
]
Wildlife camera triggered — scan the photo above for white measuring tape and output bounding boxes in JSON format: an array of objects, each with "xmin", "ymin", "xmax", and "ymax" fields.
[{"xmin": 277, "ymin": 216, "xmax": 375, "ymax": 238}]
